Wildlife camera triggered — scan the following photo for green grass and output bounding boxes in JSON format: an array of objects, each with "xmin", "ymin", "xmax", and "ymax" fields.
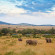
[{"xmin": 5, "ymin": 51, "xmax": 18, "ymax": 55}]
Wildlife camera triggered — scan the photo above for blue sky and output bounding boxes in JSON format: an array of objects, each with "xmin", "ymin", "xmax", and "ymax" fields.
[{"xmin": 0, "ymin": 0, "xmax": 55, "ymax": 25}]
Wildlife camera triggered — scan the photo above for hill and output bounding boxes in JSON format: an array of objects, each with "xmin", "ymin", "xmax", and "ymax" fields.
[
  {"xmin": 17, "ymin": 23, "xmax": 36, "ymax": 26},
  {"xmin": 0, "ymin": 21, "xmax": 36, "ymax": 26},
  {"xmin": 0, "ymin": 21, "xmax": 11, "ymax": 25},
  {"xmin": 0, "ymin": 21, "xmax": 55, "ymax": 26}
]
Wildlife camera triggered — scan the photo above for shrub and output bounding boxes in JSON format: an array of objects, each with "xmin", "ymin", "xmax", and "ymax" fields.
[
  {"xmin": 33, "ymin": 35, "xmax": 41, "ymax": 38},
  {"xmin": 12, "ymin": 34, "xmax": 21, "ymax": 38},
  {"xmin": 25, "ymin": 34, "xmax": 31, "ymax": 37},
  {"xmin": 0, "ymin": 34, "xmax": 2, "ymax": 37},
  {"xmin": 1, "ymin": 28, "xmax": 11, "ymax": 35},
  {"xmin": 43, "ymin": 35, "xmax": 55, "ymax": 38}
]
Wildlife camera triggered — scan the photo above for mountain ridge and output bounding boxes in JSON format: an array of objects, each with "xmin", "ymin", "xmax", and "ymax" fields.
[{"xmin": 0, "ymin": 21, "xmax": 55, "ymax": 26}]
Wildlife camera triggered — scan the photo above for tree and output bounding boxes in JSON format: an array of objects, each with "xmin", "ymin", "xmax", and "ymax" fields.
[
  {"xmin": 0, "ymin": 30, "xmax": 2, "ymax": 37},
  {"xmin": 1, "ymin": 28, "xmax": 10, "ymax": 35},
  {"xmin": 12, "ymin": 29, "xmax": 16, "ymax": 33},
  {"xmin": 48, "ymin": 27, "xmax": 55, "ymax": 34}
]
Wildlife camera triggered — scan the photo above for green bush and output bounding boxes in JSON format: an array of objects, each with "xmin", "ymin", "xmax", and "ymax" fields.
[
  {"xmin": 1, "ymin": 28, "xmax": 11, "ymax": 35},
  {"xmin": 33, "ymin": 35, "xmax": 41, "ymax": 38},
  {"xmin": 12, "ymin": 34, "xmax": 21, "ymax": 38},
  {"xmin": 0, "ymin": 34, "xmax": 2, "ymax": 37},
  {"xmin": 43, "ymin": 35, "xmax": 55, "ymax": 38},
  {"xmin": 25, "ymin": 34, "xmax": 31, "ymax": 37}
]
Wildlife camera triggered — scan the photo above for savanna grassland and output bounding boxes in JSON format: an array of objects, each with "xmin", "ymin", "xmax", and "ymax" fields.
[
  {"xmin": 0, "ymin": 36, "xmax": 55, "ymax": 55},
  {"xmin": 0, "ymin": 25, "xmax": 55, "ymax": 55},
  {"xmin": 0, "ymin": 25, "xmax": 55, "ymax": 30}
]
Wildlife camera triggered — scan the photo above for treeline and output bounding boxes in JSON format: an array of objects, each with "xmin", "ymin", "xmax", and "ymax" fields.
[
  {"xmin": 0, "ymin": 28, "xmax": 55, "ymax": 36},
  {"xmin": 0, "ymin": 28, "xmax": 16, "ymax": 36},
  {"xmin": 18, "ymin": 28, "xmax": 55, "ymax": 35}
]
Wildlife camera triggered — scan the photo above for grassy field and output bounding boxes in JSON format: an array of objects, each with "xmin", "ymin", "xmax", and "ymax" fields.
[
  {"xmin": 0, "ymin": 25, "xmax": 55, "ymax": 30},
  {"xmin": 0, "ymin": 36, "xmax": 55, "ymax": 55}
]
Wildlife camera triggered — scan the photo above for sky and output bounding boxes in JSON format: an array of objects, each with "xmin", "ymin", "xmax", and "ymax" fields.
[{"xmin": 0, "ymin": 0, "xmax": 55, "ymax": 25}]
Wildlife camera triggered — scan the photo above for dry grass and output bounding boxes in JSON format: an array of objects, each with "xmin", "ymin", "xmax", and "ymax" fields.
[
  {"xmin": 0, "ymin": 36, "xmax": 55, "ymax": 55},
  {"xmin": 0, "ymin": 25, "xmax": 55, "ymax": 31}
]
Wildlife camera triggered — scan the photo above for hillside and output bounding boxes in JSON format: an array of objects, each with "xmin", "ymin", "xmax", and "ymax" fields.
[
  {"xmin": 0, "ymin": 21, "xmax": 11, "ymax": 25},
  {"xmin": 0, "ymin": 21, "xmax": 55, "ymax": 26}
]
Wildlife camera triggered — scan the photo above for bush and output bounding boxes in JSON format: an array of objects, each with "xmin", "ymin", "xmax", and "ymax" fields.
[
  {"xmin": 1, "ymin": 28, "xmax": 11, "ymax": 35},
  {"xmin": 33, "ymin": 35, "xmax": 41, "ymax": 38},
  {"xmin": 12, "ymin": 35, "xmax": 18, "ymax": 38},
  {"xmin": 12, "ymin": 34, "xmax": 21, "ymax": 38},
  {"xmin": 33, "ymin": 34, "xmax": 36, "ymax": 38},
  {"xmin": 25, "ymin": 34, "xmax": 31, "ymax": 37},
  {"xmin": 43, "ymin": 35, "xmax": 55, "ymax": 38},
  {"xmin": 0, "ymin": 34, "xmax": 2, "ymax": 37}
]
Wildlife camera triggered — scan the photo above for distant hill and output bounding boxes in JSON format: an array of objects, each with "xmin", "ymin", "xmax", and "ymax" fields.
[
  {"xmin": 0, "ymin": 21, "xmax": 11, "ymax": 25},
  {"xmin": 0, "ymin": 21, "xmax": 36, "ymax": 26},
  {"xmin": 0, "ymin": 21, "xmax": 55, "ymax": 26},
  {"xmin": 17, "ymin": 23, "xmax": 36, "ymax": 26},
  {"xmin": 37, "ymin": 24, "xmax": 55, "ymax": 26}
]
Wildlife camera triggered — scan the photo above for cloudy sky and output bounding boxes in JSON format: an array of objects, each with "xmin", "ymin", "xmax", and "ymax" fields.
[{"xmin": 0, "ymin": 0, "xmax": 55, "ymax": 25}]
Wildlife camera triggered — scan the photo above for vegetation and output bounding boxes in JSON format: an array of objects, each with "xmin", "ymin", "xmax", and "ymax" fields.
[
  {"xmin": 33, "ymin": 34, "xmax": 41, "ymax": 38},
  {"xmin": 4, "ymin": 50, "xmax": 36, "ymax": 55},
  {"xmin": 43, "ymin": 35, "xmax": 55, "ymax": 38},
  {"xmin": 0, "ymin": 28, "xmax": 55, "ymax": 38},
  {"xmin": 0, "ymin": 36, "xmax": 55, "ymax": 55},
  {"xmin": 18, "ymin": 28, "xmax": 55, "ymax": 35},
  {"xmin": 0, "ymin": 28, "xmax": 16, "ymax": 36},
  {"xmin": 12, "ymin": 34, "xmax": 19, "ymax": 38},
  {"xmin": 4, "ymin": 51, "xmax": 18, "ymax": 55},
  {"xmin": 19, "ymin": 50, "xmax": 36, "ymax": 55},
  {"xmin": 0, "ymin": 27, "xmax": 55, "ymax": 55}
]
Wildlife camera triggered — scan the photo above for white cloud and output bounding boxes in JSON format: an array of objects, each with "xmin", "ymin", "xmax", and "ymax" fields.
[
  {"xmin": 0, "ymin": 11, "xmax": 55, "ymax": 25},
  {"xmin": 0, "ymin": 0, "xmax": 55, "ymax": 25},
  {"xmin": 0, "ymin": 1, "xmax": 27, "ymax": 14}
]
